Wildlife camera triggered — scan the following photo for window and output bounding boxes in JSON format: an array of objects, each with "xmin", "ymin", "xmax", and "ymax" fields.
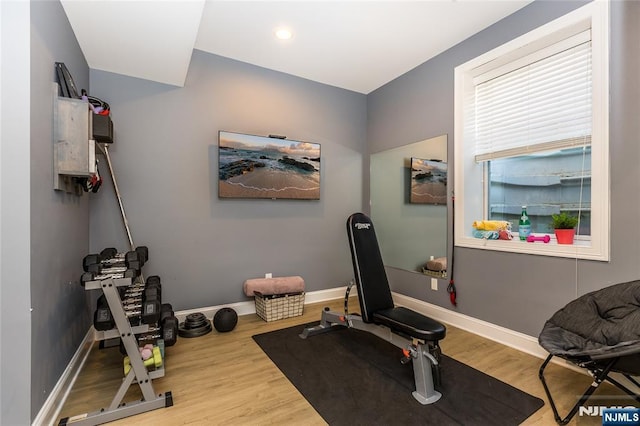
[
  {"xmin": 488, "ymin": 147, "xmax": 592, "ymax": 236},
  {"xmin": 454, "ymin": 2, "xmax": 609, "ymax": 261}
]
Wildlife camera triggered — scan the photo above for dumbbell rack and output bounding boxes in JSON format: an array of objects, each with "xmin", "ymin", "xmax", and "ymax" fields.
[{"xmin": 60, "ymin": 276, "xmax": 172, "ymax": 425}]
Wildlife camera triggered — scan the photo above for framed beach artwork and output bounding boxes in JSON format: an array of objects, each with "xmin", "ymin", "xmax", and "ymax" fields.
[
  {"xmin": 410, "ymin": 157, "xmax": 447, "ymax": 205},
  {"xmin": 218, "ymin": 131, "xmax": 321, "ymax": 200}
]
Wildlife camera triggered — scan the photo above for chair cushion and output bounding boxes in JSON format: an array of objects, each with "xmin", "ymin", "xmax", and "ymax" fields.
[
  {"xmin": 373, "ymin": 306, "xmax": 446, "ymax": 342},
  {"xmin": 539, "ymin": 280, "xmax": 640, "ymax": 360}
]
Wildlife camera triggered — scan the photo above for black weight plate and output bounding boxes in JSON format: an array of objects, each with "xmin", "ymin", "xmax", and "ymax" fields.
[
  {"xmin": 183, "ymin": 313, "xmax": 208, "ymax": 329},
  {"xmin": 183, "ymin": 318, "xmax": 208, "ymax": 329},
  {"xmin": 178, "ymin": 320, "xmax": 212, "ymax": 338},
  {"xmin": 186, "ymin": 312, "xmax": 206, "ymax": 322}
]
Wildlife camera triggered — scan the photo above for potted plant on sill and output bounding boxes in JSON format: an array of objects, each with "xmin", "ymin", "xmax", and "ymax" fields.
[{"xmin": 550, "ymin": 212, "xmax": 579, "ymax": 244}]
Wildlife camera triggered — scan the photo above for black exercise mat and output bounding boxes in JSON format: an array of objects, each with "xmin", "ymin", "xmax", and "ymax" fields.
[{"xmin": 253, "ymin": 324, "xmax": 544, "ymax": 426}]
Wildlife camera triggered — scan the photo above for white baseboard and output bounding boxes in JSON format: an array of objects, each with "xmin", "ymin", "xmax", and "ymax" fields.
[
  {"xmin": 391, "ymin": 292, "xmax": 586, "ymax": 374},
  {"xmin": 183, "ymin": 289, "xmax": 564, "ymax": 368},
  {"xmin": 392, "ymin": 293, "xmax": 640, "ymax": 393},
  {"xmin": 393, "ymin": 293, "xmax": 640, "ymax": 391},
  {"xmin": 41, "ymin": 287, "xmax": 607, "ymax": 426},
  {"xmin": 176, "ymin": 299, "xmax": 256, "ymax": 322},
  {"xmin": 175, "ymin": 286, "xmax": 351, "ymax": 322},
  {"xmin": 33, "ymin": 327, "xmax": 95, "ymax": 426},
  {"xmin": 392, "ymin": 292, "xmax": 548, "ymax": 358},
  {"xmin": 35, "ymin": 286, "xmax": 352, "ymax": 425}
]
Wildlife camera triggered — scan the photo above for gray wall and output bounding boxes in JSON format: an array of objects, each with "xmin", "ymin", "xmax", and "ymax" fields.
[
  {"xmin": 12, "ymin": 1, "xmax": 640, "ymax": 422},
  {"xmin": 89, "ymin": 50, "xmax": 367, "ymax": 311},
  {"xmin": 1, "ymin": 2, "xmax": 32, "ymax": 425},
  {"xmin": 367, "ymin": 0, "xmax": 640, "ymax": 337},
  {"xmin": 30, "ymin": 0, "xmax": 91, "ymax": 421}
]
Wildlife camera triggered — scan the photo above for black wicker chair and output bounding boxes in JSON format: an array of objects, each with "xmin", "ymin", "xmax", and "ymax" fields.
[{"xmin": 538, "ymin": 281, "xmax": 640, "ymax": 425}]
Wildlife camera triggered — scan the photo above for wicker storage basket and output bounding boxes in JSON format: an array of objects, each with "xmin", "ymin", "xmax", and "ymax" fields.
[{"xmin": 254, "ymin": 291, "xmax": 305, "ymax": 322}]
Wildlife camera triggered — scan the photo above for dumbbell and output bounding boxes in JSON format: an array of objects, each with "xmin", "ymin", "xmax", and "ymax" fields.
[
  {"xmin": 159, "ymin": 303, "xmax": 173, "ymax": 324},
  {"xmin": 121, "ymin": 281, "xmax": 146, "ymax": 297},
  {"xmin": 83, "ymin": 248, "xmax": 145, "ymax": 274},
  {"xmin": 146, "ymin": 275, "xmax": 161, "ymax": 289},
  {"xmin": 81, "ymin": 268, "xmax": 138, "ymax": 286},
  {"xmin": 149, "ymin": 317, "xmax": 178, "ymax": 347},
  {"xmin": 101, "ymin": 246, "xmax": 148, "ymax": 265},
  {"xmin": 127, "ymin": 305, "xmax": 178, "ymax": 346},
  {"xmin": 94, "ymin": 290, "xmax": 161, "ymax": 327},
  {"xmin": 124, "ymin": 345, "xmax": 163, "ymax": 375},
  {"xmin": 83, "ymin": 252, "xmax": 141, "ymax": 274},
  {"xmin": 94, "ymin": 293, "xmax": 154, "ymax": 331},
  {"xmin": 160, "ymin": 303, "xmax": 178, "ymax": 346},
  {"xmin": 107, "ymin": 251, "xmax": 145, "ymax": 272},
  {"xmin": 141, "ymin": 293, "xmax": 161, "ymax": 325},
  {"xmin": 137, "ymin": 316, "xmax": 178, "ymax": 347},
  {"xmin": 124, "ymin": 286, "xmax": 161, "ymax": 305},
  {"xmin": 94, "ymin": 295, "xmax": 115, "ymax": 331},
  {"xmin": 140, "ymin": 275, "xmax": 161, "ymax": 294},
  {"xmin": 124, "ymin": 276, "xmax": 161, "ymax": 301},
  {"xmin": 121, "ymin": 273, "xmax": 159, "ymax": 291},
  {"xmin": 122, "ymin": 295, "xmax": 162, "ymax": 325},
  {"xmin": 121, "ymin": 296, "xmax": 143, "ymax": 306},
  {"xmin": 99, "ymin": 246, "xmax": 148, "ymax": 266},
  {"xmin": 526, "ymin": 234, "xmax": 551, "ymax": 243},
  {"xmin": 123, "ymin": 274, "xmax": 160, "ymax": 291}
]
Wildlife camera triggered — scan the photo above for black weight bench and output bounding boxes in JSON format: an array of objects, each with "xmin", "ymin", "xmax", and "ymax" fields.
[{"xmin": 301, "ymin": 212, "xmax": 446, "ymax": 404}]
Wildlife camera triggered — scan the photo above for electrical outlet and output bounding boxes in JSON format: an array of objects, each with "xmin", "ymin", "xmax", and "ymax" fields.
[
  {"xmin": 431, "ymin": 278, "xmax": 438, "ymax": 291},
  {"xmin": 265, "ymin": 273, "xmax": 272, "ymax": 279}
]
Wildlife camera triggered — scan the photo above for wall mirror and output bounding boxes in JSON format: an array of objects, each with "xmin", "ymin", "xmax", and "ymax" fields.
[{"xmin": 370, "ymin": 134, "xmax": 448, "ymax": 275}]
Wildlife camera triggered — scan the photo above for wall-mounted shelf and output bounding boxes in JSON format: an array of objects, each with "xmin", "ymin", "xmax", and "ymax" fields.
[{"xmin": 52, "ymin": 83, "xmax": 96, "ymax": 194}]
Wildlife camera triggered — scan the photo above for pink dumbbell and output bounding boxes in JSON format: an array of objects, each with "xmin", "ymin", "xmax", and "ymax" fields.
[{"xmin": 526, "ymin": 234, "xmax": 551, "ymax": 243}]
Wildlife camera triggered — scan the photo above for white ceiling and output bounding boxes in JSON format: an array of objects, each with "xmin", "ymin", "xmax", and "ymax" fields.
[{"xmin": 61, "ymin": 0, "xmax": 532, "ymax": 94}]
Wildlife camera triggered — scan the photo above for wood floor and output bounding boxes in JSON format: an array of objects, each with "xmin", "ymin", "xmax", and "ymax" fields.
[{"xmin": 58, "ymin": 298, "xmax": 630, "ymax": 425}]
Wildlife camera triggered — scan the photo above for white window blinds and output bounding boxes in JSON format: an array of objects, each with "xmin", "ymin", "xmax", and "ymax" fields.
[{"xmin": 473, "ymin": 30, "xmax": 592, "ymax": 162}]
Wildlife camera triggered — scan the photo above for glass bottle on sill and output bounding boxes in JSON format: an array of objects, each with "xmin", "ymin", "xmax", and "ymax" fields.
[{"xmin": 518, "ymin": 206, "xmax": 531, "ymax": 241}]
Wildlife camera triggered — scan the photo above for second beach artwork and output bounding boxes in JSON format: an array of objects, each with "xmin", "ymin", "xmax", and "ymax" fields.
[{"xmin": 410, "ymin": 157, "xmax": 447, "ymax": 205}]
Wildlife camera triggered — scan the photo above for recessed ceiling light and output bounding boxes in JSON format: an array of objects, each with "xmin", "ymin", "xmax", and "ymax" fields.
[{"xmin": 274, "ymin": 27, "xmax": 293, "ymax": 40}]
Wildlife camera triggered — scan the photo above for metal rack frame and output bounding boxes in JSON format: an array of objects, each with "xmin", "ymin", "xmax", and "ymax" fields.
[{"xmin": 59, "ymin": 278, "xmax": 172, "ymax": 425}]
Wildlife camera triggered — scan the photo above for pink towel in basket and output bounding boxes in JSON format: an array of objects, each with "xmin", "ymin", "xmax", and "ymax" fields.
[{"xmin": 243, "ymin": 276, "xmax": 305, "ymax": 297}]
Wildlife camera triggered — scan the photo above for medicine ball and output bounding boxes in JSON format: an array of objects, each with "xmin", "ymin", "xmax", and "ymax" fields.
[{"xmin": 213, "ymin": 307, "xmax": 238, "ymax": 333}]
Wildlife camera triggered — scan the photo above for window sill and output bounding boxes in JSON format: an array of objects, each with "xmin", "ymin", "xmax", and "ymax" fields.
[{"xmin": 455, "ymin": 235, "xmax": 608, "ymax": 261}]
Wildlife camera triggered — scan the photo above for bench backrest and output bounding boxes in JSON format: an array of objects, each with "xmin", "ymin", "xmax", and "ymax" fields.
[{"xmin": 346, "ymin": 213, "xmax": 394, "ymax": 323}]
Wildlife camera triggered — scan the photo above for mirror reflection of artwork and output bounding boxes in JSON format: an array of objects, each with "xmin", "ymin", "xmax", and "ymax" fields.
[
  {"xmin": 370, "ymin": 134, "xmax": 447, "ymax": 274},
  {"xmin": 410, "ymin": 158, "xmax": 447, "ymax": 205}
]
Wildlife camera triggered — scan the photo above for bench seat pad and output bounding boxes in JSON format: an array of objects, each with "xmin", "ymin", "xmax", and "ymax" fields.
[{"xmin": 373, "ymin": 306, "xmax": 446, "ymax": 342}]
